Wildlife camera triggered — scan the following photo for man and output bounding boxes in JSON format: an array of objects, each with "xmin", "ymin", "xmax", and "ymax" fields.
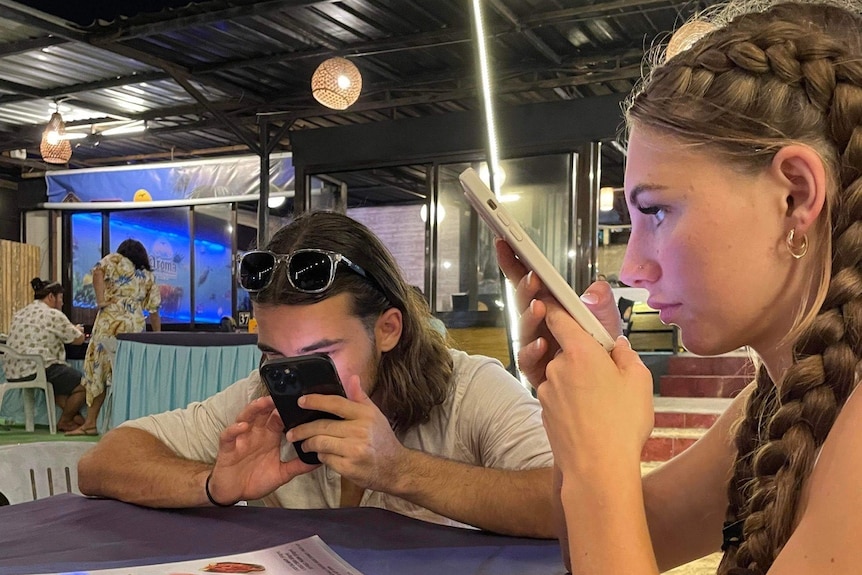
[
  {"xmin": 5, "ymin": 278, "xmax": 87, "ymax": 432},
  {"xmin": 79, "ymin": 211, "xmax": 555, "ymax": 538}
]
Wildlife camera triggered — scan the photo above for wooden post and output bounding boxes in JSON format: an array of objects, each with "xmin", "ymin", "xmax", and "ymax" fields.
[{"xmin": 0, "ymin": 240, "xmax": 41, "ymax": 334}]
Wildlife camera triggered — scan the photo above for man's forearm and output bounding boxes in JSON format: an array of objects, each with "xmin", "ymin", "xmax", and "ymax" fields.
[
  {"xmin": 77, "ymin": 427, "xmax": 211, "ymax": 508},
  {"xmin": 388, "ymin": 450, "xmax": 555, "ymax": 538}
]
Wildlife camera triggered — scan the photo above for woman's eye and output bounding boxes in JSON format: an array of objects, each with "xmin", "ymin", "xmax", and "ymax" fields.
[{"xmin": 637, "ymin": 205, "xmax": 666, "ymax": 224}]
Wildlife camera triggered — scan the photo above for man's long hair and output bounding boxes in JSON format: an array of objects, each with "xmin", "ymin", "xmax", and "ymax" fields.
[{"xmin": 251, "ymin": 211, "xmax": 453, "ymax": 432}]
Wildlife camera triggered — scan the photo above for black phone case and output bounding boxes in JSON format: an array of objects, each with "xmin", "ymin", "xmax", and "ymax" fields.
[{"xmin": 259, "ymin": 353, "xmax": 346, "ymax": 465}]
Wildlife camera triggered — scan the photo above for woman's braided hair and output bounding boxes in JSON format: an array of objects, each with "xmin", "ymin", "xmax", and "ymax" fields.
[{"xmin": 627, "ymin": 2, "xmax": 862, "ymax": 573}]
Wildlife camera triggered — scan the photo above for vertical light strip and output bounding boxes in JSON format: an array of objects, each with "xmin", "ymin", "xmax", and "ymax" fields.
[
  {"xmin": 471, "ymin": 0, "xmax": 501, "ymax": 194},
  {"xmin": 470, "ymin": 0, "xmax": 526, "ymax": 386}
]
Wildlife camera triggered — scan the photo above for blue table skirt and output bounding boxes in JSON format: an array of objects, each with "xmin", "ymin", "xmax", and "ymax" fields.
[{"xmin": 110, "ymin": 339, "xmax": 261, "ymax": 428}]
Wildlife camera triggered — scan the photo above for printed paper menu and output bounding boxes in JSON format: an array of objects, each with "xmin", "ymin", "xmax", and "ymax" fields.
[{"xmin": 40, "ymin": 536, "xmax": 363, "ymax": 575}]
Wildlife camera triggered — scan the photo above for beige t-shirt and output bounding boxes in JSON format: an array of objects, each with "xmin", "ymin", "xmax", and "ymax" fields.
[{"xmin": 123, "ymin": 349, "xmax": 553, "ymax": 528}]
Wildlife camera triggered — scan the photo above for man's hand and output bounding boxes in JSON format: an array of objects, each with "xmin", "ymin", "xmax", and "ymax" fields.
[
  {"xmin": 286, "ymin": 375, "xmax": 409, "ymax": 493},
  {"xmin": 207, "ymin": 396, "xmax": 317, "ymax": 505}
]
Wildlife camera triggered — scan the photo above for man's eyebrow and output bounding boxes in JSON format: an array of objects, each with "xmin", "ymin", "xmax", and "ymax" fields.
[
  {"xmin": 257, "ymin": 342, "xmax": 280, "ymax": 354},
  {"xmin": 298, "ymin": 339, "xmax": 344, "ymax": 354},
  {"xmin": 257, "ymin": 339, "xmax": 345, "ymax": 355}
]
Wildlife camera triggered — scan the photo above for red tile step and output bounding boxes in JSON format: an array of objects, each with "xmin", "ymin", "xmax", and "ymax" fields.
[{"xmin": 641, "ymin": 428, "xmax": 705, "ymax": 462}]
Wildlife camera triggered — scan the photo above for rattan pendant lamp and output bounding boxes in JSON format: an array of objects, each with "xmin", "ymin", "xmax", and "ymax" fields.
[
  {"xmin": 311, "ymin": 57, "xmax": 362, "ymax": 110},
  {"xmin": 40, "ymin": 106, "xmax": 72, "ymax": 164}
]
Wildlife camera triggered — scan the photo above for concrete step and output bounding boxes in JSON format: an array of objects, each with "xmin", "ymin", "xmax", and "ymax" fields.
[
  {"xmin": 641, "ymin": 397, "xmax": 732, "ymax": 462},
  {"xmin": 660, "ymin": 374, "xmax": 750, "ymax": 398}
]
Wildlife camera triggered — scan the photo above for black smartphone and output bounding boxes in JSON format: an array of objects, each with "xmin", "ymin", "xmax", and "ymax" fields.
[{"xmin": 259, "ymin": 353, "xmax": 347, "ymax": 465}]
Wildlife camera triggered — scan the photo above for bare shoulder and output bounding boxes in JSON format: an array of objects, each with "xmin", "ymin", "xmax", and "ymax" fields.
[{"xmin": 770, "ymin": 384, "xmax": 862, "ymax": 573}]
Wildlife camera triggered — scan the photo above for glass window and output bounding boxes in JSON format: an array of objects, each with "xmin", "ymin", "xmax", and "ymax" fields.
[
  {"xmin": 495, "ymin": 155, "xmax": 572, "ymax": 279},
  {"xmin": 110, "ymin": 209, "xmax": 191, "ymax": 325},
  {"xmin": 69, "ymin": 212, "xmax": 104, "ymax": 325},
  {"xmin": 348, "ymin": 205, "xmax": 426, "ymax": 289},
  {"xmin": 436, "ymin": 163, "xmax": 474, "ymax": 312},
  {"xmin": 193, "ymin": 205, "xmax": 233, "ymax": 326}
]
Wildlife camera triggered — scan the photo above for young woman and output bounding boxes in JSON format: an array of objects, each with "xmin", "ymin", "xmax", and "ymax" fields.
[{"xmin": 497, "ymin": 1, "xmax": 862, "ymax": 573}]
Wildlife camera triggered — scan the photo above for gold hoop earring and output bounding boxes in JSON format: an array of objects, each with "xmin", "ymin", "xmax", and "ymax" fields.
[{"xmin": 786, "ymin": 229, "xmax": 809, "ymax": 259}]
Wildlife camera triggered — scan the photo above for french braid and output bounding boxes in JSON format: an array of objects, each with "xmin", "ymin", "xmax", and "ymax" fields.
[{"xmin": 627, "ymin": 4, "xmax": 862, "ymax": 573}]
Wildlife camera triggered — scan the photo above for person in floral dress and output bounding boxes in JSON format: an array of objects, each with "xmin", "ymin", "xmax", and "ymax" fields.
[{"xmin": 67, "ymin": 239, "xmax": 161, "ymax": 436}]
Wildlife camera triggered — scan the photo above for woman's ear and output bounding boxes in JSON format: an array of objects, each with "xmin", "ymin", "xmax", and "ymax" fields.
[
  {"xmin": 375, "ymin": 307, "xmax": 403, "ymax": 352},
  {"xmin": 770, "ymin": 144, "xmax": 828, "ymax": 235}
]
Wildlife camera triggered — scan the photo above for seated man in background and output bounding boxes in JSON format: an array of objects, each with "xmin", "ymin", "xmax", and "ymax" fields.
[
  {"xmin": 5, "ymin": 278, "xmax": 87, "ymax": 431},
  {"xmin": 79, "ymin": 211, "xmax": 556, "ymax": 538}
]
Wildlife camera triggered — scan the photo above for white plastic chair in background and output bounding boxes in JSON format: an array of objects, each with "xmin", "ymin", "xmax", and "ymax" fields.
[
  {"xmin": 0, "ymin": 344, "xmax": 57, "ymax": 434},
  {"xmin": 0, "ymin": 441, "xmax": 94, "ymax": 505}
]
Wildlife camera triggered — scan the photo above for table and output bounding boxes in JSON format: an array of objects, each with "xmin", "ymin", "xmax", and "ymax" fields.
[
  {"xmin": 0, "ymin": 494, "xmax": 565, "ymax": 575},
  {"xmin": 110, "ymin": 332, "xmax": 261, "ymax": 429}
]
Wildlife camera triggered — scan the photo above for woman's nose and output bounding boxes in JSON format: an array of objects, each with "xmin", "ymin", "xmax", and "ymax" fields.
[{"xmin": 620, "ymin": 253, "xmax": 655, "ymax": 287}]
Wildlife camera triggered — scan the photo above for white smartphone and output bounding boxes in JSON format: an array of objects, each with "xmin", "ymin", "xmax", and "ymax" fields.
[{"xmin": 459, "ymin": 167, "xmax": 615, "ymax": 351}]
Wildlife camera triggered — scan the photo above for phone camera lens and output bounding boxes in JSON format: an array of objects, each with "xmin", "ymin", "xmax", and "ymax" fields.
[{"xmin": 272, "ymin": 366, "xmax": 298, "ymax": 393}]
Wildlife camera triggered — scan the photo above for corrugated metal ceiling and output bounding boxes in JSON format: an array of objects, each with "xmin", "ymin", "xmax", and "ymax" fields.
[{"xmin": 0, "ymin": 0, "xmax": 716, "ymax": 193}]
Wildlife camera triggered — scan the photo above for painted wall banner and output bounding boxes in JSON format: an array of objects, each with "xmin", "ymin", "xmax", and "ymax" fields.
[{"xmin": 45, "ymin": 153, "xmax": 294, "ymax": 203}]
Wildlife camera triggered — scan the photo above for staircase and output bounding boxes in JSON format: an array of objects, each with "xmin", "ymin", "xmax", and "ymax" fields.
[{"xmin": 641, "ymin": 353, "xmax": 754, "ymax": 462}]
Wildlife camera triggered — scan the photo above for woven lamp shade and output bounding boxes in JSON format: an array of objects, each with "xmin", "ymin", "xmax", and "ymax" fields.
[
  {"xmin": 40, "ymin": 112, "xmax": 72, "ymax": 164},
  {"xmin": 311, "ymin": 57, "xmax": 362, "ymax": 110}
]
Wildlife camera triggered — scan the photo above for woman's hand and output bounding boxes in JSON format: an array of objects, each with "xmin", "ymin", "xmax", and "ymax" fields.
[
  {"xmin": 539, "ymin": 300, "xmax": 654, "ymax": 472},
  {"xmin": 494, "ymin": 238, "xmax": 624, "ymax": 387}
]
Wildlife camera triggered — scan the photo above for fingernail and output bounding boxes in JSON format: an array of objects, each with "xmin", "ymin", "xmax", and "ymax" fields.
[
  {"xmin": 297, "ymin": 396, "xmax": 306, "ymax": 407},
  {"xmin": 534, "ymin": 337, "xmax": 544, "ymax": 350},
  {"xmin": 580, "ymin": 292, "xmax": 599, "ymax": 305},
  {"xmin": 526, "ymin": 270, "xmax": 535, "ymax": 286},
  {"xmin": 615, "ymin": 335, "xmax": 631, "ymax": 347}
]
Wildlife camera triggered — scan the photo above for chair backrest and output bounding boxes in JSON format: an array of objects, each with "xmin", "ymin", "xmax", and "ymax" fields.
[
  {"xmin": 0, "ymin": 442, "xmax": 94, "ymax": 505},
  {"xmin": 0, "ymin": 343, "xmax": 47, "ymax": 382}
]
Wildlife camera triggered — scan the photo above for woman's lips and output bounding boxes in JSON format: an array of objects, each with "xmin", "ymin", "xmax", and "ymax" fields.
[{"xmin": 648, "ymin": 300, "xmax": 681, "ymax": 324}]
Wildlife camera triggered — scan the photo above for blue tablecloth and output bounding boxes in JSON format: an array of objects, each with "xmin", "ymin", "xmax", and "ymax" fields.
[
  {"xmin": 0, "ymin": 495, "xmax": 565, "ymax": 575},
  {"xmin": 110, "ymin": 333, "xmax": 261, "ymax": 428}
]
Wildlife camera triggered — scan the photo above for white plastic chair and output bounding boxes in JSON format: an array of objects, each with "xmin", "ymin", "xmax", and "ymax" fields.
[
  {"xmin": 0, "ymin": 441, "xmax": 94, "ymax": 505},
  {"xmin": 0, "ymin": 344, "xmax": 58, "ymax": 434}
]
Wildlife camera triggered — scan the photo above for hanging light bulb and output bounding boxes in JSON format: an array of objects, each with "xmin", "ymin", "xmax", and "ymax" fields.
[
  {"xmin": 311, "ymin": 57, "xmax": 362, "ymax": 110},
  {"xmin": 40, "ymin": 112, "xmax": 72, "ymax": 164}
]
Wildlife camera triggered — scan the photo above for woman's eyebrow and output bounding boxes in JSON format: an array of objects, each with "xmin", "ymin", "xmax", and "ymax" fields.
[{"xmin": 628, "ymin": 183, "xmax": 667, "ymax": 204}]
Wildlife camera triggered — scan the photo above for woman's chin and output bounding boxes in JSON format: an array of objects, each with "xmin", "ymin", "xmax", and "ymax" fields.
[{"xmin": 677, "ymin": 330, "xmax": 738, "ymax": 357}]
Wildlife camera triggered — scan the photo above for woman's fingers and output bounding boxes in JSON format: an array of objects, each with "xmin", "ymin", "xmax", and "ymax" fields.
[{"xmin": 580, "ymin": 281, "xmax": 625, "ymax": 339}]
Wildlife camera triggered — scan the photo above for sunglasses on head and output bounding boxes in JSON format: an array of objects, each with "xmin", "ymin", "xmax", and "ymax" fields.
[{"xmin": 237, "ymin": 248, "xmax": 384, "ymax": 295}]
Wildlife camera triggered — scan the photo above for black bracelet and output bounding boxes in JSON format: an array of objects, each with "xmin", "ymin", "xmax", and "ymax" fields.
[{"xmin": 205, "ymin": 471, "xmax": 239, "ymax": 507}]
